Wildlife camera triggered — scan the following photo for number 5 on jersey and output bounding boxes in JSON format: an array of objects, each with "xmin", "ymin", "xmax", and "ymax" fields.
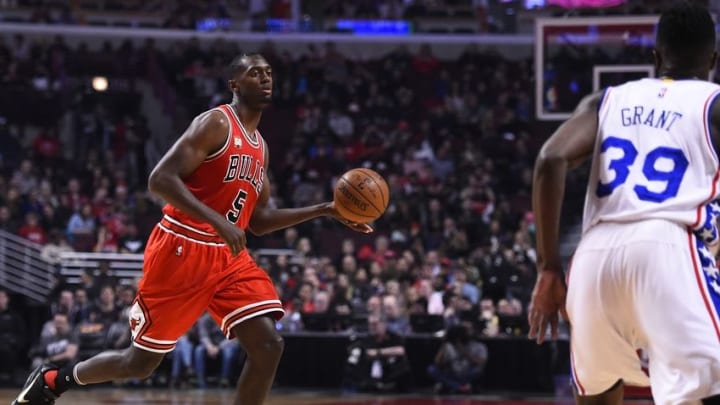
[
  {"xmin": 596, "ymin": 136, "xmax": 689, "ymax": 203},
  {"xmin": 227, "ymin": 190, "xmax": 248, "ymax": 223}
]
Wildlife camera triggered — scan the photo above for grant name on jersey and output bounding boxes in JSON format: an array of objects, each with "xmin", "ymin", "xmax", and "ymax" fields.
[
  {"xmin": 620, "ymin": 106, "xmax": 683, "ymax": 131},
  {"xmin": 223, "ymin": 154, "xmax": 265, "ymax": 195}
]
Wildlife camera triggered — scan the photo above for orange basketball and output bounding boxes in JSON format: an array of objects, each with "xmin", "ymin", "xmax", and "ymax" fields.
[{"xmin": 333, "ymin": 168, "xmax": 389, "ymax": 223}]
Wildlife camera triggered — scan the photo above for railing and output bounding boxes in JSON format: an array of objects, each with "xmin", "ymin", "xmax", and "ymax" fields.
[
  {"xmin": 58, "ymin": 248, "xmax": 296, "ymax": 285},
  {"xmin": 0, "ymin": 230, "xmax": 56, "ymax": 303},
  {"xmin": 0, "ymin": 22, "xmax": 534, "ymax": 60},
  {"xmin": 59, "ymin": 252, "xmax": 145, "ymax": 285}
]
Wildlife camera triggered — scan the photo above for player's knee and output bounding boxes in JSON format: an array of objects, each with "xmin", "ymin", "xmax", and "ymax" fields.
[
  {"xmin": 263, "ymin": 334, "xmax": 284, "ymax": 359},
  {"xmin": 247, "ymin": 334, "xmax": 284, "ymax": 362}
]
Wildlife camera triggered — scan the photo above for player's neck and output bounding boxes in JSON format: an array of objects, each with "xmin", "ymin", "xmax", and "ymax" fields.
[
  {"xmin": 658, "ymin": 67, "xmax": 705, "ymax": 80},
  {"xmin": 229, "ymin": 101, "xmax": 262, "ymax": 134}
]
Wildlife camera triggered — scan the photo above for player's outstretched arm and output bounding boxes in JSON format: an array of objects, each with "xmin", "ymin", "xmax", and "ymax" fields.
[
  {"xmin": 528, "ymin": 91, "xmax": 602, "ymax": 344},
  {"xmin": 148, "ymin": 111, "xmax": 247, "ymax": 255},
  {"xmin": 248, "ymin": 142, "xmax": 373, "ymax": 236}
]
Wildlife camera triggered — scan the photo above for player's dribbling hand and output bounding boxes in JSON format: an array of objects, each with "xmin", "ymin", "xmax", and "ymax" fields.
[
  {"xmin": 213, "ymin": 219, "xmax": 246, "ymax": 256},
  {"xmin": 326, "ymin": 201, "xmax": 374, "ymax": 234},
  {"xmin": 528, "ymin": 269, "xmax": 568, "ymax": 345}
]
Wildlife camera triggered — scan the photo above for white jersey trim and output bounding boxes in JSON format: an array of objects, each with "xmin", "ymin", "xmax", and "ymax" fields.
[
  {"xmin": 226, "ymin": 104, "xmax": 261, "ymax": 149},
  {"xmin": 220, "ymin": 299, "xmax": 282, "ymax": 330},
  {"xmin": 224, "ymin": 308, "xmax": 286, "ymax": 339},
  {"xmin": 141, "ymin": 336, "xmax": 177, "ymax": 345},
  {"xmin": 157, "ymin": 223, "xmax": 226, "ymax": 247},
  {"xmin": 132, "ymin": 341, "xmax": 175, "ymax": 354},
  {"xmin": 162, "ymin": 215, "xmax": 216, "ymax": 236}
]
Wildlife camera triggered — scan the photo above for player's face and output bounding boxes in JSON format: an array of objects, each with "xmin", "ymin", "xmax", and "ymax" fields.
[{"xmin": 231, "ymin": 57, "xmax": 273, "ymax": 108}]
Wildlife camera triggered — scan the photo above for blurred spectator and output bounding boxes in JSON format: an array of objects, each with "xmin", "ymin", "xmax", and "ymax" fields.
[
  {"xmin": 312, "ymin": 290, "xmax": 330, "ymax": 314},
  {"xmin": 382, "ymin": 294, "xmax": 410, "ymax": 335},
  {"xmin": 105, "ymin": 308, "xmax": 132, "ymax": 350},
  {"xmin": 90, "ymin": 285, "xmax": 120, "ymax": 328},
  {"xmin": 18, "ymin": 212, "xmax": 47, "ymax": 244},
  {"xmin": 40, "ymin": 229, "xmax": 74, "ymax": 265},
  {"xmin": 66, "ymin": 204, "xmax": 96, "ymax": 250},
  {"xmin": 478, "ymin": 298, "xmax": 499, "ymax": 337},
  {"xmin": 32, "ymin": 128, "xmax": 61, "ymax": 162},
  {"xmin": 11, "ymin": 159, "xmax": 37, "ymax": 196},
  {"xmin": 0, "ymin": 205, "xmax": 18, "ymax": 232},
  {"xmin": 0, "ymin": 289, "xmax": 27, "ymax": 380},
  {"xmin": 342, "ymin": 314, "xmax": 411, "ymax": 393},
  {"xmin": 283, "ymin": 227, "xmax": 299, "ymax": 250},
  {"xmin": 296, "ymin": 282, "xmax": 315, "ymax": 313},
  {"xmin": 170, "ymin": 332, "xmax": 196, "ymax": 389},
  {"xmin": 95, "ymin": 261, "xmax": 115, "ymax": 290},
  {"xmin": 72, "ymin": 289, "xmax": 91, "ymax": 324},
  {"xmin": 75, "ymin": 317, "xmax": 108, "ymax": 361},
  {"xmin": 41, "ymin": 289, "xmax": 75, "ymax": 338},
  {"xmin": 366, "ymin": 294, "xmax": 382, "ymax": 317},
  {"xmin": 30, "ymin": 313, "xmax": 78, "ymax": 369},
  {"xmin": 427, "ymin": 275, "xmax": 446, "ymax": 315},
  {"xmin": 118, "ymin": 223, "xmax": 145, "ymax": 253},
  {"xmin": 451, "ymin": 268, "xmax": 480, "ymax": 305},
  {"xmin": 194, "ymin": 312, "xmax": 240, "ymax": 388},
  {"xmin": 496, "ymin": 297, "xmax": 525, "ymax": 336},
  {"xmin": 116, "ymin": 285, "xmax": 136, "ymax": 310},
  {"xmin": 79, "ymin": 269, "xmax": 101, "ymax": 300},
  {"xmin": 427, "ymin": 323, "xmax": 487, "ymax": 394}
]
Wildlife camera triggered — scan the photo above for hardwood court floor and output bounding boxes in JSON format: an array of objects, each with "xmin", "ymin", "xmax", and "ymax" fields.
[{"xmin": 0, "ymin": 388, "xmax": 655, "ymax": 405}]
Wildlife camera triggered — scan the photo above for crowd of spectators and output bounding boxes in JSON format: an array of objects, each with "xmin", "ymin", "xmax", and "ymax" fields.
[
  {"xmin": 1, "ymin": 24, "xmax": 651, "ymax": 387},
  {"xmin": 1, "ymin": 0, "xmax": 489, "ymax": 32},
  {"xmin": 0, "ymin": 33, "xmax": 544, "ymax": 386}
]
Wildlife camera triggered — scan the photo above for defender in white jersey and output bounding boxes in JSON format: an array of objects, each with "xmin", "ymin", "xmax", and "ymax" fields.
[{"xmin": 529, "ymin": 5, "xmax": 720, "ymax": 405}]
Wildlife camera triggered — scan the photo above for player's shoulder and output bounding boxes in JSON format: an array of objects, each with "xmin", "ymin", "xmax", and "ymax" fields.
[
  {"xmin": 574, "ymin": 89, "xmax": 606, "ymax": 113},
  {"xmin": 189, "ymin": 107, "xmax": 230, "ymax": 134}
]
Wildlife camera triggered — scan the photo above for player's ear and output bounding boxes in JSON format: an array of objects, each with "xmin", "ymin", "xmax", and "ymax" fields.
[
  {"xmin": 652, "ymin": 49, "xmax": 662, "ymax": 73},
  {"xmin": 227, "ymin": 79, "xmax": 237, "ymax": 93},
  {"xmin": 710, "ymin": 51, "xmax": 717, "ymax": 72}
]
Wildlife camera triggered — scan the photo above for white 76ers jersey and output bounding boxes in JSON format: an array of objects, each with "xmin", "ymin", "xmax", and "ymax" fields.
[{"xmin": 583, "ymin": 78, "xmax": 720, "ymax": 245}]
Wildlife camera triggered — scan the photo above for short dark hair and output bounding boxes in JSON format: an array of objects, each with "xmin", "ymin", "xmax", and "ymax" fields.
[
  {"xmin": 656, "ymin": 3, "xmax": 716, "ymax": 65},
  {"xmin": 228, "ymin": 53, "xmax": 264, "ymax": 78}
]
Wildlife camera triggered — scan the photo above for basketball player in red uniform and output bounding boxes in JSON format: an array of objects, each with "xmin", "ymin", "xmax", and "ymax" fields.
[{"xmin": 13, "ymin": 54, "xmax": 372, "ymax": 405}]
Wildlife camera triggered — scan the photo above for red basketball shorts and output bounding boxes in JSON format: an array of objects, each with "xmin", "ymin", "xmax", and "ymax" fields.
[{"xmin": 128, "ymin": 217, "xmax": 284, "ymax": 353}]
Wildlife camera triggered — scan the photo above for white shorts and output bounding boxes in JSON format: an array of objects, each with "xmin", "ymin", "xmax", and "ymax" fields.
[{"xmin": 567, "ymin": 219, "xmax": 720, "ymax": 405}]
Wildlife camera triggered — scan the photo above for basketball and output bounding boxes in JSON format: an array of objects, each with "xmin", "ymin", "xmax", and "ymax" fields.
[{"xmin": 333, "ymin": 168, "xmax": 390, "ymax": 223}]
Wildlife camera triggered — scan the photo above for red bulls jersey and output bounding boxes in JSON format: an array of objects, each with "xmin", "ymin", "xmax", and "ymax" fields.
[{"xmin": 160, "ymin": 104, "xmax": 266, "ymax": 243}]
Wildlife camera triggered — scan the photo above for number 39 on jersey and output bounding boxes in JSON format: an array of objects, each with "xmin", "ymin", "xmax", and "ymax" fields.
[{"xmin": 596, "ymin": 136, "xmax": 689, "ymax": 203}]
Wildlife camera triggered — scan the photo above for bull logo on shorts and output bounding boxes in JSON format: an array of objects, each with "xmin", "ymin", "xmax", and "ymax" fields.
[{"xmin": 128, "ymin": 301, "xmax": 146, "ymax": 339}]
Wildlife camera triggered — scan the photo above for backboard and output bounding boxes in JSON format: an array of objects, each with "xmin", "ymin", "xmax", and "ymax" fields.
[{"xmin": 535, "ymin": 16, "xmax": 658, "ymax": 120}]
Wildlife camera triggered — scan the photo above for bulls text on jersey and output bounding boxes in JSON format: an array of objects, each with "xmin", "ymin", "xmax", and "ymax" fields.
[{"xmin": 223, "ymin": 154, "xmax": 265, "ymax": 195}]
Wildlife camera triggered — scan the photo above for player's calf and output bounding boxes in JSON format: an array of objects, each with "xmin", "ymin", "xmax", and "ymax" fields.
[
  {"xmin": 13, "ymin": 346, "xmax": 166, "ymax": 404},
  {"xmin": 73, "ymin": 346, "xmax": 165, "ymax": 384},
  {"xmin": 232, "ymin": 316, "xmax": 285, "ymax": 405}
]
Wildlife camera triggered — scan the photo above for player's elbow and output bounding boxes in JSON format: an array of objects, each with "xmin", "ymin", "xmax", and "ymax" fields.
[
  {"xmin": 147, "ymin": 169, "xmax": 167, "ymax": 196},
  {"xmin": 247, "ymin": 220, "xmax": 268, "ymax": 236},
  {"xmin": 537, "ymin": 145, "xmax": 566, "ymax": 164},
  {"xmin": 535, "ymin": 147, "xmax": 568, "ymax": 172}
]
